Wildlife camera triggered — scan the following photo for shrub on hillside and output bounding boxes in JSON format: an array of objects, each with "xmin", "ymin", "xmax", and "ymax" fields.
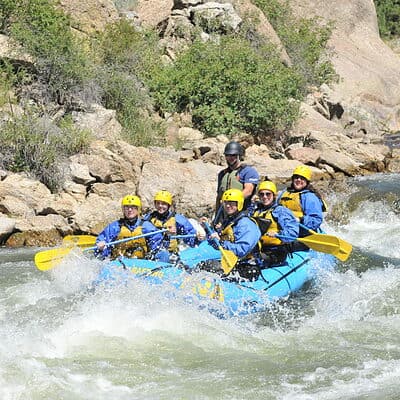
[
  {"xmin": 0, "ymin": 112, "xmax": 91, "ymax": 191},
  {"xmin": 92, "ymin": 20, "xmax": 165, "ymax": 146},
  {"xmin": 8, "ymin": 0, "xmax": 94, "ymax": 107},
  {"xmin": 0, "ymin": 0, "xmax": 17, "ymax": 33},
  {"xmin": 253, "ymin": 0, "xmax": 337, "ymax": 90},
  {"xmin": 148, "ymin": 36, "xmax": 303, "ymax": 138},
  {"xmin": 374, "ymin": 0, "xmax": 400, "ymax": 38}
]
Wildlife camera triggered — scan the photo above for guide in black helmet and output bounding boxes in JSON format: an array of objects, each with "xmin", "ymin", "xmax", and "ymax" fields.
[{"xmin": 214, "ymin": 141, "xmax": 259, "ymax": 225}]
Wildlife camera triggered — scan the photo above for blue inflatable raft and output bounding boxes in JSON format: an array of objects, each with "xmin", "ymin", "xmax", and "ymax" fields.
[{"xmin": 95, "ymin": 241, "xmax": 335, "ymax": 318}]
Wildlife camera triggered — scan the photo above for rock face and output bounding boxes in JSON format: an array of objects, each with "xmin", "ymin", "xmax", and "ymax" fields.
[
  {"xmin": 289, "ymin": 0, "xmax": 400, "ymax": 134},
  {"xmin": 1, "ymin": 0, "xmax": 400, "ymax": 246}
]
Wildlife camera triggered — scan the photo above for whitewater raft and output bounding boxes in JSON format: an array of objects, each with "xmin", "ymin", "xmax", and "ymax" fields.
[{"xmin": 95, "ymin": 241, "xmax": 335, "ymax": 318}]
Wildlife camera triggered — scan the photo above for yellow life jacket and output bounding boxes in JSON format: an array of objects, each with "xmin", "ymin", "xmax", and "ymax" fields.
[
  {"xmin": 253, "ymin": 207, "xmax": 282, "ymax": 247},
  {"xmin": 220, "ymin": 222, "xmax": 235, "ymax": 243},
  {"xmin": 278, "ymin": 190, "xmax": 303, "ymax": 220},
  {"xmin": 279, "ymin": 189, "xmax": 327, "ymax": 219},
  {"xmin": 111, "ymin": 224, "xmax": 148, "ymax": 259},
  {"xmin": 149, "ymin": 212, "xmax": 178, "ymax": 252},
  {"xmin": 220, "ymin": 214, "xmax": 259, "ymax": 259}
]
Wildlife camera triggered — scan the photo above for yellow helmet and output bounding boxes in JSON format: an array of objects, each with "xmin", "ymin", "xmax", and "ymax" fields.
[
  {"xmin": 292, "ymin": 165, "xmax": 312, "ymax": 181},
  {"xmin": 154, "ymin": 190, "xmax": 173, "ymax": 206},
  {"xmin": 258, "ymin": 181, "xmax": 277, "ymax": 195},
  {"xmin": 221, "ymin": 188, "xmax": 244, "ymax": 211},
  {"xmin": 121, "ymin": 195, "xmax": 141, "ymax": 209}
]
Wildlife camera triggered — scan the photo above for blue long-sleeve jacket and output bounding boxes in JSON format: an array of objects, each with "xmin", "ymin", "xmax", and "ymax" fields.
[
  {"xmin": 142, "ymin": 211, "xmax": 198, "ymax": 249},
  {"xmin": 277, "ymin": 189, "xmax": 323, "ymax": 236},
  {"xmin": 272, "ymin": 205, "xmax": 299, "ymax": 241},
  {"xmin": 95, "ymin": 218, "xmax": 162, "ymax": 258},
  {"xmin": 216, "ymin": 215, "xmax": 261, "ymax": 258},
  {"xmin": 298, "ymin": 191, "xmax": 323, "ymax": 234},
  {"xmin": 252, "ymin": 203, "xmax": 299, "ymax": 243}
]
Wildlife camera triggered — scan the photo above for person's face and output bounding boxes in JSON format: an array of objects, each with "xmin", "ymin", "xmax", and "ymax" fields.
[
  {"xmin": 123, "ymin": 205, "xmax": 139, "ymax": 219},
  {"xmin": 258, "ymin": 190, "xmax": 274, "ymax": 206},
  {"xmin": 223, "ymin": 200, "xmax": 238, "ymax": 215},
  {"xmin": 225, "ymin": 154, "xmax": 240, "ymax": 168},
  {"xmin": 292, "ymin": 175, "xmax": 308, "ymax": 191},
  {"xmin": 154, "ymin": 200, "xmax": 170, "ymax": 214}
]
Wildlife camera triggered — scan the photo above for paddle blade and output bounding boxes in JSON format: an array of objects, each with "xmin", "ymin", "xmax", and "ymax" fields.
[
  {"xmin": 219, "ymin": 246, "xmax": 238, "ymax": 274},
  {"xmin": 333, "ymin": 238, "xmax": 352, "ymax": 261},
  {"xmin": 63, "ymin": 235, "xmax": 97, "ymax": 248},
  {"xmin": 34, "ymin": 247, "xmax": 74, "ymax": 271},
  {"xmin": 298, "ymin": 234, "xmax": 352, "ymax": 261}
]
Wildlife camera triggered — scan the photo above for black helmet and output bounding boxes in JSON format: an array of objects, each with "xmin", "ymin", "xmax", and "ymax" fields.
[{"xmin": 224, "ymin": 141, "xmax": 244, "ymax": 157}]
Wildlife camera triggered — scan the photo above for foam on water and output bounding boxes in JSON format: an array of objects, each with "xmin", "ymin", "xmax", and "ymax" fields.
[{"xmin": 2, "ymin": 173, "xmax": 400, "ymax": 399}]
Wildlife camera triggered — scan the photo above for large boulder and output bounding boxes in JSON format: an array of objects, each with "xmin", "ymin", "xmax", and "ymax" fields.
[{"xmin": 290, "ymin": 0, "xmax": 400, "ymax": 132}]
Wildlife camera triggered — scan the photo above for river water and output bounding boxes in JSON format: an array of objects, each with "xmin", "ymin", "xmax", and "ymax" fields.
[{"xmin": 1, "ymin": 173, "xmax": 400, "ymax": 400}]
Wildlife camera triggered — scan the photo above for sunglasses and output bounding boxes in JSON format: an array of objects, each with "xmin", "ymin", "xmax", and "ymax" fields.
[{"xmin": 259, "ymin": 191, "xmax": 273, "ymax": 197}]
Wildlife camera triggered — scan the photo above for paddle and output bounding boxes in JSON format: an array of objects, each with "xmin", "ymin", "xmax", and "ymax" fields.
[
  {"xmin": 34, "ymin": 229, "xmax": 168, "ymax": 271},
  {"xmin": 299, "ymin": 223, "xmax": 352, "ymax": 262},
  {"xmin": 276, "ymin": 232, "xmax": 352, "ymax": 262},
  {"xmin": 169, "ymin": 234, "xmax": 196, "ymax": 239},
  {"xmin": 202, "ymin": 222, "xmax": 238, "ymax": 275},
  {"xmin": 62, "ymin": 235, "xmax": 97, "ymax": 247}
]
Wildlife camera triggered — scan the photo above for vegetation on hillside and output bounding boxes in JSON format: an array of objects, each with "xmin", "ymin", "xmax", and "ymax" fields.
[
  {"xmin": 148, "ymin": 37, "xmax": 303, "ymax": 138},
  {"xmin": 252, "ymin": 0, "xmax": 337, "ymax": 89},
  {"xmin": 0, "ymin": 0, "xmax": 336, "ymax": 189},
  {"xmin": 374, "ymin": 0, "xmax": 400, "ymax": 38}
]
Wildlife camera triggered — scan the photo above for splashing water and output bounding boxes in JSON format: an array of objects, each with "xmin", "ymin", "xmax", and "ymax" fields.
[{"xmin": 1, "ymin": 173, "xmax": 400, "ymax": 399}]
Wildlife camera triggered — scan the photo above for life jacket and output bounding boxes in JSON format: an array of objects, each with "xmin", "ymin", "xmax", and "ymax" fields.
[
  {"xmin": 217, "ymin": 164, "xmax": 256, "ymax": 209},
  {"xmin": 278, "ymin": 188, "xmax": 326, "ymax": 219},
  {"xmin": 111, "ymin": 219, "xmax": 148, "ymax": 258},
  {"xmin": 219, "ymin": 165, "xmax": 245, "ymax": 195},
  {"xmin": 253, "ymin": 206, "xmax": 282, "ymax": 247},
  {"xmin": 147, "ymin": 211, "xmax": 178, "ymax": 252},
  {"xmin": 220, "ymin": 212, "xmax": 259, "ymax": 258}
]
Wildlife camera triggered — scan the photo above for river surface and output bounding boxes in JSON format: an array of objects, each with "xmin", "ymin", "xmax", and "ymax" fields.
[{"xmin": 1, "ymin": 173, "xmax": 400, "ymax": 400}]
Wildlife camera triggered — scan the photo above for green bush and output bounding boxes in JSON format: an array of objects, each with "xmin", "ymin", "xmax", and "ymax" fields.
[
  {"xmin": 0, "ymin": 0, "xmax": 17, "ymax": 33},
  {"xmin": 0, "ymin": 112, "xmax": 91, "ymax": 191},
  {"xmin": 0, "ymin": 61, "xmax": 28, "ymax": 107},
  {"xmin": 374, "ymin": 0, "xmax": 400, "ymax": 38},
  {"xmin": 253, "ymin": 0, "xmax": 337, "ymax": 90},
  {"xmin": 148, "ymin": 36, "xmax": 303, "ymax": 138},
  {"xmin": 92, "ymin": 20, "xmax": 165, "ymax": 145},
  {"xmin": 9, "ymin": 0, "xmax": 93, "ymax": 106}
]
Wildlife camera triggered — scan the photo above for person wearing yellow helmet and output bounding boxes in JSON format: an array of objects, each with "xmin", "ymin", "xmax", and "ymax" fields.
[
  {"xmin": 95, "ymin": 194, "xmax": 162, "ymax": 259},
  {"xmin": 251, "ymin": 181, "xmax": 299, "ymax": 266},
  {"xmin": 142, "ymin": 190, "xmax": 200, "ymax": 262},
  {"xmin": 205, "ymin": 188, "xmax": 261, "ymax": 264},
  {"xmin": 277, "ymin": 165, "xmax": 326, "ymax": 237},
  {"xmin": 214, "ymin": 141, "xmax": 260, "ymax": 224}
]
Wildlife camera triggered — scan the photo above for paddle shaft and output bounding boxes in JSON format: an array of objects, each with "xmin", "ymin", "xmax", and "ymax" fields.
[
  {"xmin": 84, "ymin": 228, "xmax": 168, "ymax": 252},
  {"xmin": 202, "ymin": 222, "xmax": 238, "ymax": 274},
  {"xmin": 169, "ymin": 234, "xmax": 196, "ymax": 239},
  {"xmin": 34, "ymin": 229, "xmax": 168, "ymax": 271}
]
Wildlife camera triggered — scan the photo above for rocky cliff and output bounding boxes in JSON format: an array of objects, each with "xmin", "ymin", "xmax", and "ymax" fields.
[{"xmin": 1, "ymin": 0, "xmax": 400, "ymax": 247}]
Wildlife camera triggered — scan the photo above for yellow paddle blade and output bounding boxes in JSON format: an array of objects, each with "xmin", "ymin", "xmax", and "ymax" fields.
[
  {"xmin": 219, "ymin": 246, "xmax": 238, "ymax": 275},
  {"xmin": 332, "ymin": 238, "xmax": 353, "ymax": 262},
  {"xmin": 63, "ymin": 235, "xmax": 97, "ymax": 248},
  {"xmin": 34, "ymin": 247, "xmax": 75, "ymax": 271},
  {"xmin": 298, "ymin": 233, "xmax": 352, "ymax": 261}
]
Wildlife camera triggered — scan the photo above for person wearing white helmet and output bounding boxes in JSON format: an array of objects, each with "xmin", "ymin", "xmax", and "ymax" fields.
[
  {"xmin": 95, "ymin": 195, "xmax": 162, "ymax": 259},
  {"xmin": 251, "ymin": 181, "xmax": 299, "ymax": 266},
  {"xmin": 277, "ymin": 165, "xmax": 326, "ymax": 237}
]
